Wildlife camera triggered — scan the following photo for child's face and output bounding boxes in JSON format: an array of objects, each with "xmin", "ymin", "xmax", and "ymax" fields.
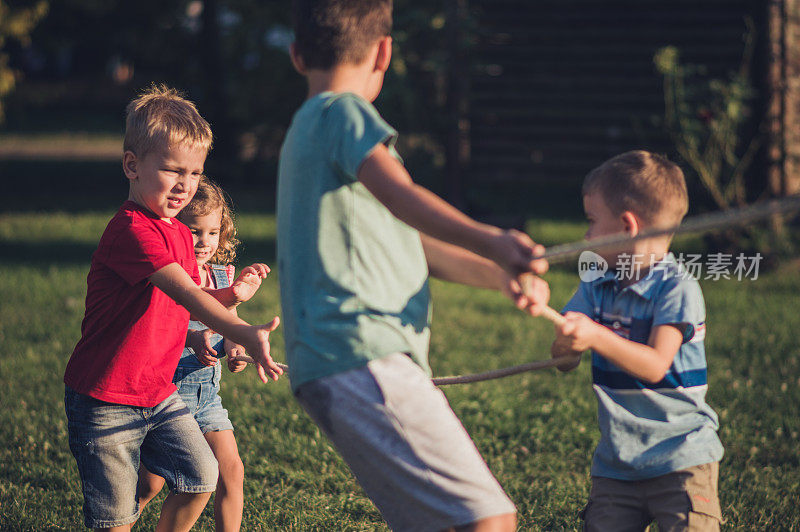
[
  {"xmin": 583, "ymin": 192, "xmax": 624, "ymax": 241},
  {"xmin": 583, "ymin": 191, "xmax": 630, "ymax": 266},
  {"xmin": 183, "ymin": 208, "xmax": 223, "ymax": 267},
  {"xmin": 125, "ymin": 144, "xmax": 206, "ymax": 221}
]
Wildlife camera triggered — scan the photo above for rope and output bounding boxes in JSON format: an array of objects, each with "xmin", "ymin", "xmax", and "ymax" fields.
[
  {"xmin": 239, "ymin": 304, "xmax": 570, "ymax": 384},
  {"xmin": 431, "ymin": 355, "xmax": 580, "ymax": 386},
  {"xmin": 239, "ymin": 195, "xmax": 800, "ymax": 386},
  {"xmin": 243, "ymin": 355, "xmax": 578, "ymax": 386},
  {"xmin": 539, "ymin": 193, "xmax": 800, "ymax": 265}
]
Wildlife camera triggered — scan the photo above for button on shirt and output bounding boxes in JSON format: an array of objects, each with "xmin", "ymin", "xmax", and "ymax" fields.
[{"xmin": 563, "ymin": 253, "xmax": 724, "ymax": 480}]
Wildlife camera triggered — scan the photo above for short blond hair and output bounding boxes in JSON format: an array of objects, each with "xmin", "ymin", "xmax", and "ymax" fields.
[
  {"xmin": 123, "ymin": 84, "xmax": 213, "ymax": 158},
  {"xmin": 583, "ymin": 150, "xmax": 689, "ymax": 226}
]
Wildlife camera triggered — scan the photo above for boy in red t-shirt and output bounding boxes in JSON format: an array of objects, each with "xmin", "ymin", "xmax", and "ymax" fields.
[{"xmin": 64, "ymin": 85, "xmax": 282, "ymax": 532}]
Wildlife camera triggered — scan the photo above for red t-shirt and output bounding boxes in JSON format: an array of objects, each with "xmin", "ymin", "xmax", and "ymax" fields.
[{"xmin": 64, "ymin": 201, "xmax": 201, "ymax": 407}]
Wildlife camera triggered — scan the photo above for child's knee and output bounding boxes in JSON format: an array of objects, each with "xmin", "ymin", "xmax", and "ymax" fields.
[
  {"xmin": 137, "ymin": 472, "xmax": 165, "ymax": 502},
  {"xmin": 218, "ymin": 454, "xmax": 244, "ymax": 488},
  {"xmin": 457, "ymin": 512, "xmax": 517, "ymax": 532},
  {"xmin": 488, "ymin": 512, "xmax": 516, "ymax": 531},
  {"xmin": 490, "ymin": 512, "xmax": 517, "ymax": 531}
]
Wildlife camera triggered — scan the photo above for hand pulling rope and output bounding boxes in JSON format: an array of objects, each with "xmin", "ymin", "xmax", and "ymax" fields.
[{"xmin": 241, "ymin": 194, "xmax": 800, "ymax": 385}]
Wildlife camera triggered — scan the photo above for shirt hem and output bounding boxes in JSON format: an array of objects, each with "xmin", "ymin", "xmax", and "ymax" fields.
[
  {"xmin": 63, "ymin": 379, "xmax": 177, "ymax": 408},
  {"xmin": 289, "ymin": 351, "xmax": 408, "ymax": 392},
  {"xmin": 591, "ymin": 450, "xmax": 724, "ymax": 481}
]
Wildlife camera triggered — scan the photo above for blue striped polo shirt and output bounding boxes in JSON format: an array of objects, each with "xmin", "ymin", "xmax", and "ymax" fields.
[{"xmin": 563, "ymin": 253, "xmax": 724, "ymax": 480}]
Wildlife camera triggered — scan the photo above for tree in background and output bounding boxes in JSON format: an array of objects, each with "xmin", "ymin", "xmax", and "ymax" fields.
[
  {"xmin": 6, "ymin": 0, "xmax": 454, "ymax": 185},
  {"xmin": 655, "ymin": 22, "xmax": 796, "ymax": 257},
  {"xmin": 0, "ymin": 0, "xmax": 48, "ymax": 123},
  {"xmin": 654, "ymin": 30, "xmax": 760, "ymax": 212}
]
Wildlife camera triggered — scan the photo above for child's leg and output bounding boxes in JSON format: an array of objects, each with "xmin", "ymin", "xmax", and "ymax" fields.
[
  {"xmin": 182, "ymin": 365, "xmax": 241, "ymax": 531},
  {"xmin": 136, "ymin": 464, "xmax": 166, "ymax": 511},
  {"xmin": 139, "ymin": 391, "xmax": 218, "ymax": 532},
  {"xmin": 204, "ymin": 430, "xmax": 244, "ymax": 532},
  {"xmin": 452, "ymin": 513, "xmax": 517, "ymax": 532},
  {"xmin": 156, "ymin": 492, "xmax": 213, "ymax": 532},
  {"xmin": 645, "ymin": 462, "xmax": 722, "ymax": 531},
  {"xmin": 295, "ymin": 353, "xmax": 516, "ymax": 532},
  {"xmin": 64, "ymin": 387, "xmax": 147, "ymax": 530},
  {"xmin": 581, "ymin": 476, "xmax": 650, "ymax": 532}
]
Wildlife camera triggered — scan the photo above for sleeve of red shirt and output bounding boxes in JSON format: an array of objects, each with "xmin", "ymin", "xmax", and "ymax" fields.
[{"xmin": 98, "ymin": 218, "xmax": 179, "ymax": 285}]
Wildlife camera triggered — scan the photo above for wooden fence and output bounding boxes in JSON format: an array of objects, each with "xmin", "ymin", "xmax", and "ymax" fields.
[{"xmin": 448, "ymin": 0, "xmax": 798, "ymax": 213}]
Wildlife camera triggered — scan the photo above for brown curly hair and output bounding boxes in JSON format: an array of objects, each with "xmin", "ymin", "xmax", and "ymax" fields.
[{"xmin": 178, "ymin": 177, "xmax": 239, "ymax": 265}]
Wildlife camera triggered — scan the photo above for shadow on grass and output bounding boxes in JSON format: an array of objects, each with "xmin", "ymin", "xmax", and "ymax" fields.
[
  {"xmin": 2, "ymin": 159, "xmax": 128, "ymax": 213},
  {"xmin": 3, "ymin": 241, "xmax": 101, "ymax": 266},
  {"xmin": 2, "ymin": 238, "xmax": 277, "ymax": 267}
]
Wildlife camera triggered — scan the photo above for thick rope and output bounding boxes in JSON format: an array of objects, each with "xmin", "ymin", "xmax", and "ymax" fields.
[
  {"xmin": 539, "ymin": 193, "xmax": 800, "ymax": 265},
  {"xmin": 239, "ymin": 305, "xmax": 570, "ymax": 384},
  {"xmin": 432, "ymin": 355, "xmax": 580, "ymax": 385},
  {"xmin": 240, "ymin": 195, "xmax": 800, "ymax": 385}
]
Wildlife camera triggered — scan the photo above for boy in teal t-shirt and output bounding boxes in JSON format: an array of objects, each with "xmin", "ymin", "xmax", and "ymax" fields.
[{"xmin": 278, "ymin": 1, "xmax": 550, "ymax": 530}]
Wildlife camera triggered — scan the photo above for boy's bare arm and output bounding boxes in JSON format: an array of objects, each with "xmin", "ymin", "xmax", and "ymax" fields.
[
  {"xmin": 149, "ymin": 263, "xmax": 282, "ymax": 382},
  {"xmin": 358, "ymin": 145, "xmax": 547, "ymax": 276},
  {"xmin": 420, "ymin": 233, "xmax": 549, "ymax": 314},
  {"xmin": 555, "ymin": 312, "xmax": 683, "ymax": 383},
  {"xmin": 421, "ymin": 233, "xmax": 505, "ymax": 288}
]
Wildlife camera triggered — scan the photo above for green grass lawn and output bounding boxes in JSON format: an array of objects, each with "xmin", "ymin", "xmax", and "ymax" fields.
[{"xmin": 1, "ymin": 210, "xmax": 799, "ymax": 530}]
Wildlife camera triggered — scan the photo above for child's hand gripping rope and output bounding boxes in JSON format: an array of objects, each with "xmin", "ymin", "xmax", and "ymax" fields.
[
  {"xmin": 225, "ymin": 339, "xmax": 249, "ymax": 373},
  {"xmin": 235, "ymin": 317, "xmax": 284, "ymax": 383}
]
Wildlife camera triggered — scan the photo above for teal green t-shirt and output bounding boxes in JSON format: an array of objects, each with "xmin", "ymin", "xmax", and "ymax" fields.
[{"xmin": 277, "ymin": 92, "xmax": 431, "ymax": 390}]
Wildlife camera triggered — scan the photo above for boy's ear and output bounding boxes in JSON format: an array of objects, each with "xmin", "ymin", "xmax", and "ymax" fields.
[
  {"xmin": 289, "ymin": 42, "xmax": 306, "ymax": 74},
  {"xmin": 621, "ymin": 211, "xmax": 640, "ymax": 236},
  {"xmin": 122, "ymin": 151, "xmax": 138, "ymax": 181},
  {"xmin": 374, "ymin": 36, "xmax": 392, "ymax": 73}
]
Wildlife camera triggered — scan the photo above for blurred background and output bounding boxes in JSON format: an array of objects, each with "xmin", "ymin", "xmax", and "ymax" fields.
[
  {"xmin": 1, "ymin": 0, "xmax": 798, "ymax": 234},
  {"xmin": 4, "ymin": 4, "xmax": 800, "ymax": 529}
]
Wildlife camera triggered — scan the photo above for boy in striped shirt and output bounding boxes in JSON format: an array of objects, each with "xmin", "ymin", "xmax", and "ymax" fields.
[{"xmin": 552, "ymin": 151, "xmax": 723, "ymax": 531}]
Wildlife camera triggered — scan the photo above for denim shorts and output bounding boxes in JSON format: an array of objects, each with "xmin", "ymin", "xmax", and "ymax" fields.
[
  {"xmin": 295, "ymin": 353, "xmax": 516, "ymax": 532},
  {"xmin": 174, "ymin": 363, "xmax": 234, "ymax": 433},
  {"xmin": 65, "ymin": 387, "xmax": 219, "ymax": 529}
]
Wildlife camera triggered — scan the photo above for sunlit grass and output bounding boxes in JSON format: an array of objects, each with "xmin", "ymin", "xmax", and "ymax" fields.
[{"xmin": 1, "ymin": 211, "xmax": 798, "ymax": 530}]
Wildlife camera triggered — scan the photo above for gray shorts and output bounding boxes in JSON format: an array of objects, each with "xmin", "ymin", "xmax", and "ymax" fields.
[{"xmin": 295, "ymin": 353, "xmax": 516, "ymax": 532}]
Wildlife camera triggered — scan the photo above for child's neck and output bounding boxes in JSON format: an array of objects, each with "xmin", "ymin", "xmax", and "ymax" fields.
[
  {"xmin": 127, "ymin": 194, "xmax": 173, "ymax": 223},
  {"xmin": 305, "ymin": 66, "xmax": 374, "ymax": 101},
  {"xmin": 616, "ymin": 249, "xmax": 669, "ymax": 288},
  {"xmin": 198, "ymin": 262, "xmax": 212, "ymax": 288}
]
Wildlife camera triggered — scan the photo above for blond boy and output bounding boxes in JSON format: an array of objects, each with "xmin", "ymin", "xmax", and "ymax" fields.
[
  {"xmin": 552, "ymin": 151, "xmax": 724, "ymax": 531},
  {"xmin": 277, "ymin": 1, "xmax": 550, "ymax": 531},
  {"xmin": 64, "ymin": 86, "xmax": 281, "ymax": 531}
]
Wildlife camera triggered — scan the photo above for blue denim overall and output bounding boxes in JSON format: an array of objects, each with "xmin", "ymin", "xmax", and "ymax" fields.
[{"xmin": 173, "ymin": 264, "xmax": 234, "ymax": 432}]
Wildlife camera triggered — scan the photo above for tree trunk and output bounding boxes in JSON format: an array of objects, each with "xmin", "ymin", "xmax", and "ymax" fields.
[{"xmin": 767, "ymin": 0, "xmax": 800, "ymax": 198}]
